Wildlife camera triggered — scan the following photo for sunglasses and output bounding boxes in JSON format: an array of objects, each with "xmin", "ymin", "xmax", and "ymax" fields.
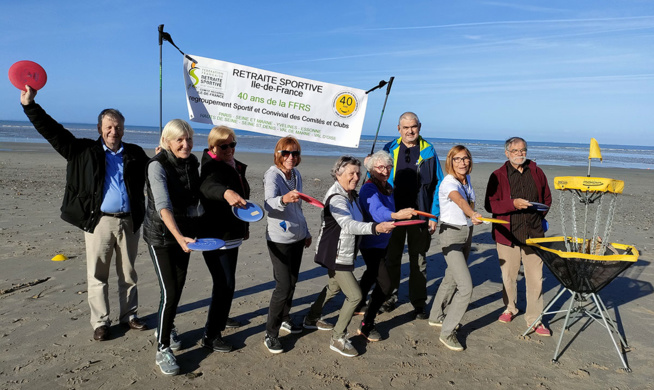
[
  {"xmin": 278, "ymin": 150, "xmax": 301, "ymax": 158},
  {"xmin": 218, "ymin": 141, "xmax": 237, "ymax": 150}
]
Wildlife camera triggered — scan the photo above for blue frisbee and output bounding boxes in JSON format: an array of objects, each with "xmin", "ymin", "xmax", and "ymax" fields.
[
  {"xmin": 528, "ymin": 202, "xmax": 549, "ymax": 212},
  {"xmin": 187, "ymin": 238, "xmax": 225, "ymax": 251},
  {"xmin": 232, "ymin": 200, "xmax": 265, "ymax": 222}
]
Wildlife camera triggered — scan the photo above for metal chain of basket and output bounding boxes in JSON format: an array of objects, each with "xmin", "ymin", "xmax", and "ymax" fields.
[{"xmin": 559, "ymin": 189, "xmax": 618, "ymax": 255}]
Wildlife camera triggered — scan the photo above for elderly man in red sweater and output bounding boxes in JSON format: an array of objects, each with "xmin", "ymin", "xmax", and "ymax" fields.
[{"xmin": 484, "ymin": 137, "xmax": 552, "ymax": 336}]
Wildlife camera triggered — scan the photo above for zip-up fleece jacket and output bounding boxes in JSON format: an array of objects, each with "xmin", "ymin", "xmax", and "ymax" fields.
[
  {"xmin": 263, "ymin": 166, "xmax": 310, "ymax": 243},
  {"xmin": 359, "ymin": 181, "xmax": 394, "ymax": 249},
  {"xmin": 383, "ymin": 136, "xmax": 444, "ymax": 221},
  {"xmin": 314, "ymin": 181, "xmax": 378, "ymax": 271}
]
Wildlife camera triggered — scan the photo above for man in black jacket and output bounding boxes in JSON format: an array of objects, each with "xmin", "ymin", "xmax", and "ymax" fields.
[{"xmin": 21, "ymin": 86, "xmax": 150, "ymax": 341}]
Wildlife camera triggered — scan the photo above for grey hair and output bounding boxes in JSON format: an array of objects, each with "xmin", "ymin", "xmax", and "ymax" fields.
[
  {"xmin": 330, "ymin": 155, "xmax": 361, "ymax": 180},
  {"xmin": 364, "ymin": 150, "xmax": 392, "ymax": 171},
  {"xmin": 97, "ymin": 108, "xmax": 125, "ymax": 126},
  {"xmin": 505, "ymin": 137, "xmax": 527, "ymax": 151},
  {"xmin": 398, "ymin": 111, "xmax": 420, "ymax": 125},
  {"xmin": 160, "ymin": 119, "xmax": 194, "ymax": 150}
]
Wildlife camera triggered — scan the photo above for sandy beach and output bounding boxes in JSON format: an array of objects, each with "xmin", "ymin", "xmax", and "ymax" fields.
[{"xmin": 1, "ymin": 142, "xmax": 653, "ymax": 390}]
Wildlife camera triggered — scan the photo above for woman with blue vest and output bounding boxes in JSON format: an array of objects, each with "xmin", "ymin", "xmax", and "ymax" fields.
[{"xmin": 144, "ymin": 119, "xmax": 203, "ymax": 376}]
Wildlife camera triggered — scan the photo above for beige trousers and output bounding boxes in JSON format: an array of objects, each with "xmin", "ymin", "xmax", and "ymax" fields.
[
  {"xmin": 496, "ymin": 243, "xmax": 544, "ymax": 325},
  {"xmin": 84, "ymin": 215, "xmax": 140, "ymax": 329}
]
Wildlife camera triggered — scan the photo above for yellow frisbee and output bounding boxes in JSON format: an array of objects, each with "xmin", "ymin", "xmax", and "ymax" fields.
[{"xmin": 478, "ymin": 217, "xmax": 509, "ymax": 224}]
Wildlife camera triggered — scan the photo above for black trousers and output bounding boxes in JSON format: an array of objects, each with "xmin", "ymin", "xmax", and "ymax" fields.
[
  {"xmin": 265, "ymin": 240, "xmax": 305, "ymax": 337},
  {"xmin": 360, "ymin": 247, "xmax": 393, "ymax": 325},
  {"xmin": 149, "ymin": 244, "xmax": 190, "ymax": 350},
  {"xmin": 202, "ymin": 247, "xmax": 239, "ymax": 339}
]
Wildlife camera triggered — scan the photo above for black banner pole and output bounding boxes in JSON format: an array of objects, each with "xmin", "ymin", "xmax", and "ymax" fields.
[
  {"xmin": 369, "ymin": 76, "xmax": 395, "ymax": 154},
  {"xmin": 158, "ymin": 25, "xmax": 198, "ymax": 135},
  {"xmin": 158, "ymin": 24, "xmax": 164, "ymax": 135}
]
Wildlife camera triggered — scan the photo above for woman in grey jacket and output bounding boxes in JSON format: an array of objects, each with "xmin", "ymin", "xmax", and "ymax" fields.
[
  {"xmin": 306, "ymin": 156, "xmax": 396, "ymax": 357},
  {"xmin": 262, "ymin": 137, "xmax": 312, "ymax": 354}
]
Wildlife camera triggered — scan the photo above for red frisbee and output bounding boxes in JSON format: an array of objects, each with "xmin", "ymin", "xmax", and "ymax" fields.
[
  {"xmin": 297, "ymin": 192, "xmax": 324, "ymax": 208},
  {"xmin": 413, "ymin": 210, "xmax": 437, "ymax": 219},
  {"xmin": 8, "ymin": 60, "xmax": 48, "ymax": 91},
  {"xmin": 394, "ymin": 220, "xmax": 426, "ymax": 227}
]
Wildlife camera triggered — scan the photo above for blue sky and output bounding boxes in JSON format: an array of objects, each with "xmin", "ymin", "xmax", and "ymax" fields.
[{"xmin": 2, "ymin": 1, "xmax": 653, "ymax": 146}]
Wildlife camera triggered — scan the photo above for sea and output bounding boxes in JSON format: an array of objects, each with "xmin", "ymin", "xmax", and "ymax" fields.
[{"xmin": 1, "ymin": 120, "xmax": 653, "ymax": 170}]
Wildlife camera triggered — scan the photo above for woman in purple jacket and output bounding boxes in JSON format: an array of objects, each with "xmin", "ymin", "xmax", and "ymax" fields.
[{"xmin": 357, "ymin": 151, "xmax": 414, "ymax": 341}]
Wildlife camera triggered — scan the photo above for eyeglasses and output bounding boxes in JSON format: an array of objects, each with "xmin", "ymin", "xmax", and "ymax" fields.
[
  {"xmin": 452, "ymin": 157, "xmax": 471, "ymax": 163},
  {"xmin": 375, "ymin": 165, "xmax": 393, "ymax": 172},
  {"xmin": 404, "ymin": 148, "xmax": 411, "ymax": 163},
  {"xmin": 278, "ymin": 150, "xmax": 300, "ymax": 158},
  {"xmin": 218, "ymin": 141, "xmax": 237, "ymax": 150},
  {"xmin": 509, "ymin": 148, "xmax": 527, "ymax": 155}
]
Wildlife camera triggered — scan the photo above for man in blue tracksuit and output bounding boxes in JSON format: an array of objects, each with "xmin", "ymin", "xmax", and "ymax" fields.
[{"xmin": 383, "ymin": 112, "xmax": 444, "ymax": 319}]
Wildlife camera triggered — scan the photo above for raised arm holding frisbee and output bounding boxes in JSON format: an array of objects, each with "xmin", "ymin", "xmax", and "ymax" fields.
[{"xmin": 20, "ymin": 85, "xmax": 150, "ymax": 341}]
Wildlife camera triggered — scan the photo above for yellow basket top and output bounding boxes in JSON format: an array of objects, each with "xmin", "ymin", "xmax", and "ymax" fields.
[
  {"xmin": 526, "ymin": 237, "xmax": 638, "ymax": 262},
  {"xmin": 553, "ymin": 177, "xmax": 624, "ymax": 193}
]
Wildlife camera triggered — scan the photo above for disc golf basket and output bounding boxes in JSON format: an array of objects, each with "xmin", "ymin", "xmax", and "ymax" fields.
[{"xmin": 524, "ymin": 176, "xmax": 639, "ymax": 372}]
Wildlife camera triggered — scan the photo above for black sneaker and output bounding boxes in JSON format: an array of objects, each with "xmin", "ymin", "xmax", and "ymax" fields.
[
  {"xmin": 225, "ymin": 318, "xmax": 241, "ymax": 329},
  {"xmin": 357, "ymin": 321, "xmax": 381, "ymax": 342},
  {"xmin": 353, "ymin": 304, "xmax": 368, "ymax": 316},
  {"xmin": 414, "ymin": 308, "xmax": 428, "ymax": 320},
  {"xmin": 280, "ymin": 320, "xmax": 303, "ymax": 334},
  {"xmin": 264, "ymin": 334, "xmax": 283, "ymax": 354},
  {"xmin": 380, "ymin": 298, "xmax": 396, "ymax": 313},
  {"xmin": 202, "ymin": 335, "xmax": 233, "ymax": 353}
]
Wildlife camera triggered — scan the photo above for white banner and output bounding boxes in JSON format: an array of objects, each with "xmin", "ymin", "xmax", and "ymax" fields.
[{"xmin": 183, "ymin": 55, "xmax": 368, "ymax": 148}]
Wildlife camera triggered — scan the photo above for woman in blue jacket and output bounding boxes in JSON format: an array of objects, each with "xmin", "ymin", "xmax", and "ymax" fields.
[{"xmin": 357, "ymin": 151, "xmax": 414, "ymax": 341}]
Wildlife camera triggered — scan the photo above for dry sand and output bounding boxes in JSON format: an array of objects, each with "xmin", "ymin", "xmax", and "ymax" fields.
[{"xmin": 1, "ymin": 142, "xmax": 653, "ymax": 390}]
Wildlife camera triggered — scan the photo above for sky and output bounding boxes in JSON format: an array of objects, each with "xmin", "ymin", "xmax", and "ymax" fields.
[{"xmin": 1, "ymin": 0, "xmax": 653, "ymax": 146}]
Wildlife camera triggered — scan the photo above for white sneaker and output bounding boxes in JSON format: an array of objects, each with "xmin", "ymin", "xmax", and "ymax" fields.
[
  {"xmin": 303, "ymin": 316, "xmax": 334, "ymax": 331},
  {"xmin": 280, "ymin": 320, "xmax": 303, "ymax": 334},
  {"xmin": 329, "ymin": 335, "xmax": 358, "ymax": 357},
  {"xmin": 439, "ymin": 332, "xmax": 464, "ymax": 352},
  {"xmin": 154, "ymin": 327, "xmax": 181, "ymax": 351},
  {"xmin": 155, "ymin": 347, "xmax": 180, "ymax": 375}
]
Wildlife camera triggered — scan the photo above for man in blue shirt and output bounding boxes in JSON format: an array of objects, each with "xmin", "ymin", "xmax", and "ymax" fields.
[
  {"xmin": 383, "ymin": 112, "xmax": 444, "ymax": 319},
  {"xmin": 21, "ymin": 86, "xmax": 150, "ymax": 341}
]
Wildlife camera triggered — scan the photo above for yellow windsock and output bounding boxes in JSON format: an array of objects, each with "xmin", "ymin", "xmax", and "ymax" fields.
[{"xmin": 589, "ymin": 138, "xmax": 602, "ymax": 161}]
